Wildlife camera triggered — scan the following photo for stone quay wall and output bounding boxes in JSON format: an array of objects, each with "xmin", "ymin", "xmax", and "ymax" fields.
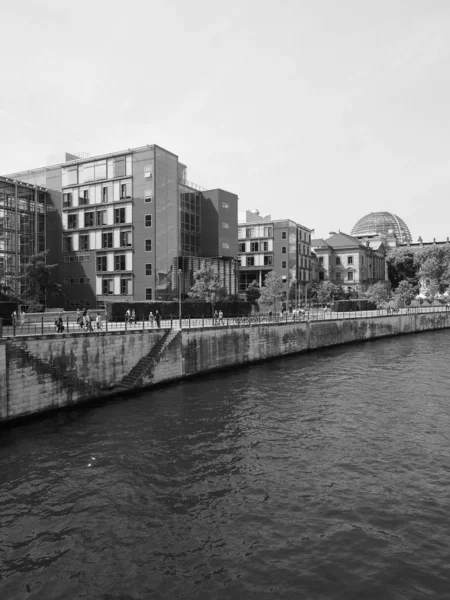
[{"xmin": 1, "ymin": 311, "xmax": 449, "ymax": 424}]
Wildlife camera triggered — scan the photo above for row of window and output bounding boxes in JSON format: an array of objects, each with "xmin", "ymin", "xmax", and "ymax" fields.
[
  {"xmin": 63, "ymin": 231, "xmax": 133, "ymax": 252},
  {"xmin": 62, "ymin": 180, "xmax": 134, "ymax": 208},
  {"xmin": 319, "ymin": 272, "xmax": 354, "ymax": 281},
  {"xmin": 65, "ymin": 299, "xmax": 92, "ymax": 307},
  {"xmin": 64, "ymin": 254, "xmax": 91, "ymax": 262},
  {"xmin": 67, "ymin": 207, "xmax": 141, "ymax": 229},
  {"xmin": 239, "ymin": 227, "xmax": 311, "ymax": 243},
  {"xmin": 97, "ymin": 255, "xmax": 130, "ymax": 272},
  {"xmin": 62, "ymin": 155, "xmax": 134, "ymax": 186},
  {"xmin": 239, "ymin": 241, "xmax": 310, "ymax": 256},
  {"xmin": 318, "ymin": 256, "xmax": 358, "ymax": 266},
  {"xmin": 100, "ymin": 277, "xmax": 133, "ymax": 296},
  {"xmin": 64, "ymin": 278, "xmax": 91, "ymax": 284}
]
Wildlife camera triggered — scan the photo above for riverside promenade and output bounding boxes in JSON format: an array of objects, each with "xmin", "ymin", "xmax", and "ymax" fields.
[{"xmin": 1, "ymin": 306, "xmax": 449, "ymax": 424}]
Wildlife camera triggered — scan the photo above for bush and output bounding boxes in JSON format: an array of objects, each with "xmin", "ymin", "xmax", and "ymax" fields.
[
  {"xmin": 332, "ymin": 299, "xmax": 377, "ymax": 312},
  {"xmin": 106, "ymin": 299, "xmax": 252, "ymax": 321}
]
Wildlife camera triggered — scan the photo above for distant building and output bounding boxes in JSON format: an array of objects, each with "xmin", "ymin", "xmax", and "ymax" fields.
[
  {"xmin": 238, "ymin": 210, "xmax": 313, "ymax": 305},
  {"xmin": 6, "ymin": 145, "xmax": 239, "ymax": 308},
  {"xmin": 311, "ymin": 231, "xmax": 386, "ymax": 291},
  {"xmin": 351, "ymin": 211, "xmax": 412, "ymax": 244},
  {"xmin": 0, "ymin": 176, "xmax": 50, "ymax": 298}
]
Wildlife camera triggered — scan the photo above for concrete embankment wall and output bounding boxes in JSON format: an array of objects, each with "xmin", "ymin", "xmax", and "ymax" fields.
[{"xmin": 1, "ymin": 311, "xmax": 449, "ymax": 423}]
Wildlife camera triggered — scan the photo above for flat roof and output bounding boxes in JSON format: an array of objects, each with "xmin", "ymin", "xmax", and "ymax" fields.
[{"xmin": 0, "ymin": 175, "xmax": 47, "ymax": 192}]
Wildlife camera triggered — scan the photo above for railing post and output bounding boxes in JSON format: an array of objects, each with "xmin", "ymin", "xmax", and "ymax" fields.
[
  {"xmin": 0, "ymin": 318, "xmax": 2, "ymax": 338},
  {"xmin": 170, "ymin": 314, "xmax": 173, "ymax": 329},
  {"xmin": 67, "ymin": 316, "xmax": 69, "ymax": 333},
  {"xmin": 106, "ymin": 316, "xmax": 108, "ymax": 332},
  {"xmin": 143, "ymin": 314, "xmax": 145, "ymax": 330},
  {"xmin": 189, "ymin": 314, "xmax": 191, "ymax": 329},
  {"xmin": 41, "ymin": 316, "xmax": 44, "ymax": 335},
  {"xmin": 125, "ymin": 317, "xmax": 127, "ymax": 331},
  {"xmin": 202, "ymin": 314, "xmax": 204, "ymax": 328}
]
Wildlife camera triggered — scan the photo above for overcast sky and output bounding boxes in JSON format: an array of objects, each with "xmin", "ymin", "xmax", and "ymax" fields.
[{"xmin": 1, "ymin": 0, "xmax": 450, "ymax": 241}]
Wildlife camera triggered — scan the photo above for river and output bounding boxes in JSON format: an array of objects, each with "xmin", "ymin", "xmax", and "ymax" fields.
[{"xmin": 1, "ymin": 331, "xmax": 450, "ymax": 599}]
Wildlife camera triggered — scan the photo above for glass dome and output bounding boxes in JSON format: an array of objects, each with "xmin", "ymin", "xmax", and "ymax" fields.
[{"xmin": 351, "ymin": 212, "xmax": 412, "ymax": 243}]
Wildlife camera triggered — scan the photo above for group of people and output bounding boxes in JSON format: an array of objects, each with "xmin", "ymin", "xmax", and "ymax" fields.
[
  {"xmin": 125, "ymin": 308, "xmax": 161, "ymax": 328},
  {"xmin": 213, "ymin": 310, "xmax": 224, "ymax": 325},
  {"xmin": 76, "ymin": 308, "xmax": 102, "ymax": 332},
  {"xmin": 11, "ymin": 310, "xmax": 25, "ymax": 328}
]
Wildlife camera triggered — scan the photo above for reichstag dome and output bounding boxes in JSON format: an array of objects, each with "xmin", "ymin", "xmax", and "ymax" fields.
[{"xmin": 351, "ymin": 211, "xmax": 412, "ymax": 243}]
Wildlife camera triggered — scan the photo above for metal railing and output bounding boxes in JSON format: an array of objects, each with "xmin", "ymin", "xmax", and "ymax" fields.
[{"xmin": 1, "ymin": 305, "xmax": 449, "ymax": 338}]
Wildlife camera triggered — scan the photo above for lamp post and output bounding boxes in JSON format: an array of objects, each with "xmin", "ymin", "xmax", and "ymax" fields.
[{"xmin": 178, "ymin": 269, "xmax": 182, "ymax": 329}]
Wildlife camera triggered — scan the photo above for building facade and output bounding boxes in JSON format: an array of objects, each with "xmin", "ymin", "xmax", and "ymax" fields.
[
  {"xmin": 0, "ymin": 176, "xmax": 50, "ymax": 297},
  {"xmin": 238, "ymin": 210, "xmax": 313, "ymax": 304},
  {"xmin": 311, "ymin": 232, "xmax": 386, "ymax": 291},
  {"xmin": 7, "ymin": 145, "xmax": 238, "ymax": 308}
]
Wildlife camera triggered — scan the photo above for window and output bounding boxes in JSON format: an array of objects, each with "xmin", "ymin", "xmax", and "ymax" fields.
[
  {"xmin": 145, "ymin": 215, "xmax": 152, "ymax": 227},
  {"xmin": 319, "ymin": 256, "xmax": 324, "ymax": 265},
  {"xmin": 145, "ymin": 239, "xmax": 152, "ymax": 252},
  {"xmin": 144, "ymin": 165, "xmax": 153, "ymax": 179},
  {"xmin": 281, "ymin": 246, "xmax": 287, "ymax": 254},
  {"xmin": 222, "ymin": 222, "xmax": 229, "ymax": 229},
  {"xmin": 114, "ymin": 208, "xmax": 126, "ymax": 224},
  {"xmin": 145, "ymin": 288, "xmax": 153, "ymax": 300},
  {"xmin": 282, "ymin": 231, "xmax": 287, "ymax": 239},
  {"xmin": 144, "ymin": 190, "xmax": 152, "ymax": 203},
  {"xmin": 120, "ymin": 230, "xmax": 132, "ymax": 247},
  {"xmin": 68, "ymin": 214, "xmax": 77, "ymax": 229},
  {"xmin": 115, "ymin": 255, "xmax": 126, "ymax": 271},
  {"xmin": 63, "ymin": 192, "xmax": 72, "ymax": 208},
  {"xmin": 102, "ymin": 279, "xmax": 114, "ymax": 295},
  {"xmin": 120, "ymin": 183, "xmax": 131, "ymax": 199},
  {"xmin": 348, "ymin": 272, "xmax": 354, "ymax": 281},
  {"xmin": 319, "ymin": 272, "xmax": 324, "ymax": 281},
  {"xmin": 348, "ymin": 256, "xmax": 353, "ymax": 265},
  {"xmin": 336, "ymin": 257, "xmax": 341, "ymax": 265},
  {"xmin": 79, "ymin": 234, "xmax": 89, "ymax": 250},
  {"xmin": 361, "ymin": 256, "xmax": 364, "ymax": 266},
  {"xmin": 282, "ymin": 261, "xmax": 287, "ymax": 269},
  {"xmin": 79, "ymin": 190, "xmax": 89, "ymax": 206},
  {"xmin": 246, "ymin": 228, "xmax": 251, "ymax": 238},
  {"xmin": 63, "ymin": 236, "xmax": 73, "ymax": 252},
  {"xmin": 246, "ymin": 256, "xmax": 255, "ymax": 266},
  {"xmin": 262, "ymin": 241, "xmax": 269, "ymax": 251},
  {"xmin": 145, "ymin": 263, "xmax": 152, "ymax": 276},
  {"xmin": 264, "ymin": 226, "xmax": 273, "ymax": 237},
  {"xmin": 62, "ymin": 165, "xmax": 78, "ymax": 186},
  {"xmin": 102, "ymin": 232, "xmax": 113, "ymax": 248},
  {"xmin": 239, "ymin": 242, "xmax": 245, "ymax": 252},
  {"xmin": 120, "ymin": 278, "xmax": 132, "ymax": 295},
  {"xmin": 264, "ymin": 255, "xmax": 273, "ymax": 266},
  {"xmin": 250, "ymin": 242, "xmax": 259, "ymax": 252},
  {"xmin": 84, "ymin": 211, "xmax": 94, "ymax": 227},
  {"xmin": 222, "ymin": 242, "xmax": 229, "ymax": 249},
  {"xmin": 222, "ymin": 201, "xmax": 230, "ymax": 209},
  {"xmin": 336, "ymin": 272, "xmax": 341, "ymax": 281},
  {"xmin": 102, "ymin": 187, "xmax": 108, "ymax": 203},
  {"xmin": 97, "ymin": 210, "xmax": 106, "ymax": 226},
  {"xmin": 97, "ymin": 256, "xmax": 107, "ymax": 271}
]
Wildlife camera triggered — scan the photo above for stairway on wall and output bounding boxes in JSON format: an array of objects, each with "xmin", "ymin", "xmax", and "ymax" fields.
[{"xmin": 116, "ymin": 329, "xmax": 180, "ymax": 391}]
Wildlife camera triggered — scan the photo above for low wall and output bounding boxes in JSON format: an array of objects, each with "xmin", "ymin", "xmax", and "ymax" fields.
[{"xmin": 1, "ymin": 311, "xmax": 449, "ymax": 423}]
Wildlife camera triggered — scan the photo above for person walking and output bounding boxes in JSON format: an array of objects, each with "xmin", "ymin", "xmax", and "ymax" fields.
[
  {"xmin": 214, "ymin": 310, "xmax": 219, "ymax": 325},
  {"xmin": 149, "ymin": 311, "xmax": 154, "ymax": 327},
  {"xmin": 131, "ymin": 309, "xmax": 136, "ymax": 325},
  {"xmin": 56, "ymin": 315, "xmax": 65, "ymax": 333},
  {"xmin": 155, "ymin": 310, "xmax": 161, "ymax": 329},
  {"xmin": 125, "ymin": 309, "xmax": 131, "ymax": 324},
  {"xmin": 218, "ymin": 310, "xmax": 224, "ymax": 325},
  {"xmin": 76, "ymin": 308, "xmax": 81, "ymax": 327},
  {"xmin": 96, "ymin": 313, "xmax": 102, "ymax": 330}
]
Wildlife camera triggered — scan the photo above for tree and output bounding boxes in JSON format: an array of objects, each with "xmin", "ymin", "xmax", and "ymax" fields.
[
  {"xmin": 245, "ymin": 280, "xmax": 261, "ymax": 305},
  {"xmin": 387, "ymin": 248, "xmax": 419, "ymax": 290},
  {"xmin": 20, "ymin": 250, "xmax": 62, "ymax": 311},
  {"xmin": 188, "ymin": 264, "xmax": 226, "ymax": 314},
  {"xmin": 258, "ymin": 271, "xmax": 285, "ymax": 311},
  {"xmin": 392, "ymin": 280, "xmax": 418, "ymax": 306},
  {"xmin": 313, "ymin": 281, "xmax": 341, "ymax": 305},
  {"xmin": 364, "ymin": 282, "xmax": 390, "ymax": 307},
  {"xmin": 414, "ymin": 246, "xmax": 450, "ymax": 294}
]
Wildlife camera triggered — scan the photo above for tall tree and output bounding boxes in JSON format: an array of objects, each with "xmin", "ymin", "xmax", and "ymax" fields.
[
  {"xmin": 393, "ymin": 280, "xmax": 418, "ymax": 306},
  {"xmin": 387, "ymin": 248, "xmax": 419, "ymax": 290},
  {"xmin": 364, "ymin": 282, "xmax": 390, "ymax": 307},
  {"xmin": 258, "ymin": 271, "xmax": 285, "ymax": 311},
  {"xmin": 414, "ymin": 246, "xmax": 450, "ymax": 293},
  {"xmin": 188, "ymin": 264, "xmax": 226, "ymax": 314},
  {"xmin": 245, "ymin": 280, "xmax": 261, "ymax": 305},
  {"xmin": 20, "ymin": 250, "xmax": 62, "ymax": 311}
]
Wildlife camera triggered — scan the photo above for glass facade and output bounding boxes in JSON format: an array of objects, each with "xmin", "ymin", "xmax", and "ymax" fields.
[{"xmin": 0, "ymin": 177, "xmax": 47, "ymax": 297}]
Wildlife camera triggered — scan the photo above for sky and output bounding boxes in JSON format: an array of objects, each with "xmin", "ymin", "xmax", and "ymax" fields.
[{"xmin": 1, "ymin": 0, "xmax": 450, "ymax": 241}]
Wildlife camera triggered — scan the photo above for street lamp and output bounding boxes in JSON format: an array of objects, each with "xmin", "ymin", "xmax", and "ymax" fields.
[{"xmin": 178, "ymin": 269, "xmax": 182, "ymax": 329}]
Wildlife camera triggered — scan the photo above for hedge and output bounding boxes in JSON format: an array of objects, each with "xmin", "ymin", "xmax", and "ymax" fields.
[
  {"xmin": 331, "ymin": 299, "xmax": 377, "ymax": 312},
  {"xmin": 106, "ymin": 299, "xmax": 252, "ymax": 321}
]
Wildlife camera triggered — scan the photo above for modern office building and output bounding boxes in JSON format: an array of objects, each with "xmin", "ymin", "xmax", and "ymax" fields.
[
  {"xmin": 0, "ymin": 176, "xmax": 51, "ymax": 298},
  {"xmin": 238, "ymin": 210, "xmax": 313, "ymax": 304},
  {"xmin": 311, "ymin": 231, "xmax": 386, "ymax": 291},
  {"xmin": 6, "ymin": 145, "xmax": 238, "ymax": 308}
]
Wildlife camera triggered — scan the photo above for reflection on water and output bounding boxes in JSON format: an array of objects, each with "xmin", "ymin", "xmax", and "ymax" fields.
[{"xmin": 1, "ymin": 331, "xmax": 450, "ymax": 599}]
